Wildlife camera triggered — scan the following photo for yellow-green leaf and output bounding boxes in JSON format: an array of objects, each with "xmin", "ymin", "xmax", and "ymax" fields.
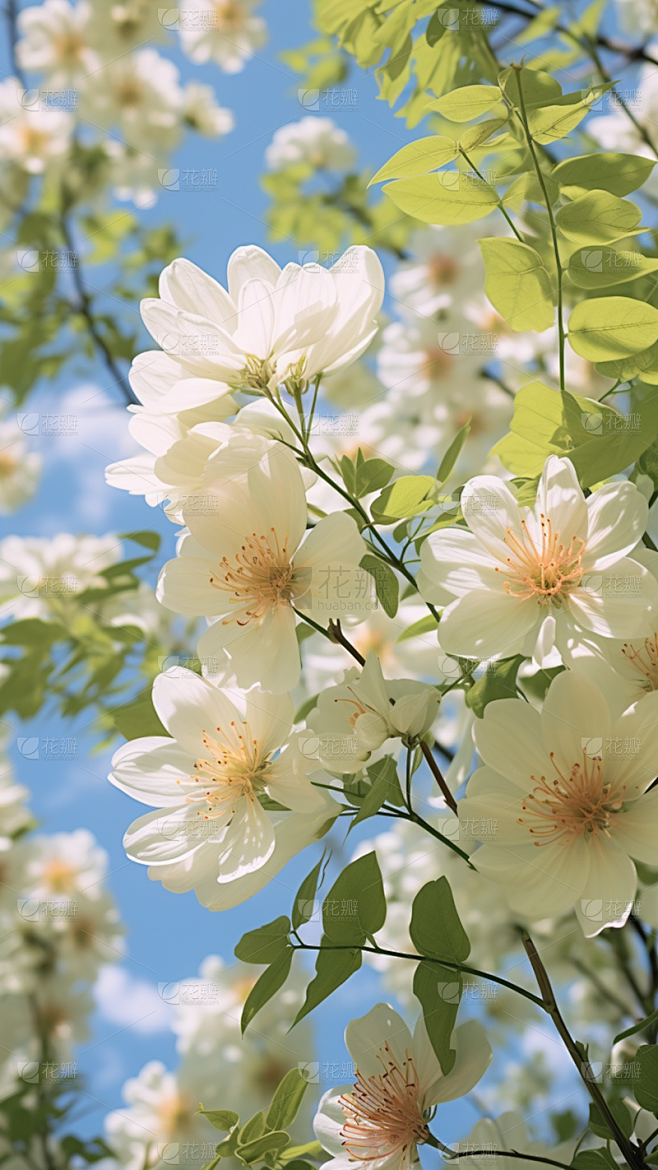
[
  {"xmin": 478, "ymin": 238, "xmax": 554, "ymax": 332},
  {"xmin": 556, "ymin": 190, "xmax": 642, "ymax": 244},
  {"xmin": 525, "ymin": 86, "xmax": 611, "ymax": 144},
  {"xmin": 568, "ymin": 247, "xmax": 658, "ymax": 288},
  {"xmin": 552, "ymin": 152, "xmax": 656, "ymax": 198},
  {"xmin": 568, "ymin": 297, "xmax": 658, "ymax": 361},
  {"xmin": 369, "ymin": 135, "xmax": 459, "ymax": 184},
  {"xmin": 383, "ymin": 172, "xmax": 499, "ymax": 225},
  {"xmin": 426, "ymin": 84, "xmax": 503, "ymax": 122}
]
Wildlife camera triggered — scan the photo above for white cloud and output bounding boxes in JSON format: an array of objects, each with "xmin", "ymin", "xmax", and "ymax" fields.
[{"xmin": 94, "ymin": 964, "xmax": 174, "ymax": 1034}]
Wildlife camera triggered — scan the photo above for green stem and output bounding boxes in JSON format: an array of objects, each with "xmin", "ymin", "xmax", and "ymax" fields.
[
  {"xmin": 511, "ymin": 69, "xmax": 566, "ymax": 393},
  {"xmin": 460, "ymin": 148, "xmax": 524, "ymax": 242},
  {"xmin": 522, "ymin": 933, "xmax": 645, "ymax": 1170},
  {"xmin": 294, "ymin": 939, "xmax": 545, "ymax": 1009}
]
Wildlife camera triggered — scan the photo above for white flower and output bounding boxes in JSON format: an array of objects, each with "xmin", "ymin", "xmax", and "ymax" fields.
[
  {"xmin": 139, "ymin": 245, "xmax": 385, "ymax": 397},
  {"xmin": 182, "ymin": 81, "xmax": 234, "ymax": 137},
  {"xmin": 79, "ymin": 49, "xmax": 184, "ymax": 155},
  {"xmin": 419, "ymin": 455, "xmax": 658, "ymax": 664},
  {"xmin": 460, "ymin": 669, "xmax": 658, "ymax": 935},
  {"xmin": 565, "ymin": 547, "xmax": 658, "ymax": 713},
  {"xmin": 172, "ymin": 954, "xmax": 313, "ymax": 1116},
  {"xmin": 266, "ymin": 118, "xmax": 357, "ymax": 172},
  {"xmin": 0, "ymin": 79, "xmax": 72, "ymax": 174},
  {"xmin": 105, "ymin": 1061, "xmax": 202, "ymax": 1170},
  {"xmin": 305, "ymin": 653, "xmax": 440, "ymax": 773},
  {"xmin": 17, "ymin": 0, "xmax": 99, "ymax": 86},
  {"xmin": 614, "ymin": 0, "xmax": 658, "ymax": 36},
  {"xmin": 0, "ymin": 418, "xmax": 41, "ymax": 514},
  {"xmin": 156, "ymin": 436, "xmax": 368, "ymax": 693},
  {"xmin": 109, "ymin": 668, "xmax": 339, "ymax": 908},
  {"xmin": 21, "ymin": 828, "xmax": 107, "ymax": 902},
  {"xmin": 314, "ymin": 1003, "xmax": 492, "ymax": 1170},
  {"xmin": 377, "ymin": 317, "xmax": 476, "ymax": 401},
  {"xmin": 86, "ymin": 0, "xmax": 167, "ymax": 54},
  {"xmin": 389, "ymin": 225, "xmax": 486, "ymax": 320},
  {"xmin": 0, "ymin": 532, "xmax": 121, "ymax": 621},
  {"xmin": 178, "ymin": 0, "xmax": 267, "ymax": 73}
]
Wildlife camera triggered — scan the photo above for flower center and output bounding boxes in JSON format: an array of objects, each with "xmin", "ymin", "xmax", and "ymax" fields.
[
  {"xmin": 518, "ymin": 750, "xmax": 624, "ymax": 845},
  {"xmin": 53, "ymin": 29, "xmax": 86, "ymax": 64},
  {"xmin": 495, "ymin": 515, "xmax": 585, "ymax": 605},
  {"xmin": 621, "ymin": 635, "xmax": 658, "ymax": 690},
  {"xmin": 214, "ymin": 0, "xmax": 246, "ymax": 30},
  {"xmin": 423, "ymin": 346, "xmax": 454, "ymax": 379},
  {"xmin": 210, "ymin": 529, "xmax": 304, "ymax": 624},
  {"xmin": 157, "ymin": 1091, "xmax": 194, "ymax": 1139},
  {"xmin": 428, "ymin": 253, "xmax": 458, "ymax": 287},
  {"xmin": 339, "ymin": 1047, "xmax": 429, "ymax": 1162},
  {"xmin": 0, "ymin": 450, "xmax": 18, "ymax": 479},
  {"xmin": 184, "ymin": 719, "xmax": 273, "ymax": 819},
  {"xmin": 41, "ymin": 859, "xmax": 78, "ymax": 893}
]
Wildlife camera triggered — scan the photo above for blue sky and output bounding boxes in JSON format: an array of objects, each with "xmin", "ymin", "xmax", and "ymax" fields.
[{"xmin": 0, "ymin": 0, "xmax": 580, "ymax": 1147}]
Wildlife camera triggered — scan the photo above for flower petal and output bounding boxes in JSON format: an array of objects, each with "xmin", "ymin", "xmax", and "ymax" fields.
[
  {"xmin": 575, "ymin": 836, "xmax": 637, "ymax": 936},
  {"xmin": 109, "ymin": 736, "xmax": 196, "ymax": 807}
]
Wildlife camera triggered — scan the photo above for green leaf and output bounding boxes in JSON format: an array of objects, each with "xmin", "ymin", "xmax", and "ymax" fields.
[
  {"xmin": 568, "ymin": 297, "xmax": 658, "ymax": 361},
  {"xmin": 119, "ymin": 529, "xmax": 161, "ymax": 552},
  {"xmin": 383, "ymin": 173, "xmax": 500, "ymax": 226},
  {"xmin": 525, "ymin": 86, "xmax": 611, "ymax": 144},
  {"xmin": 292, "ymin": 857, "xmax": 325, "ymax": 931},
  {"xmin": 352, "ymin": 762, "xmax": 398, "ymax": 825},
  {"xmin": 235, "ymin": 917, "xmax": 291, "ymax": 964},
  {"xmin": 478, "ymin": 238, "xmax": 554, "ymax": 332},
  {"xmin": 398, "ymin": 614, "xmax": 439, "ymax": 642},
  {"xmin": 354, "ymin": 457, "xmax": 395, "ymax": 497},
  {"xmin": 556, "ymin": 191, "xmax": 642, "ymax": 245},
  {"xmin": 294, "ymin": 946, "xmax": 362, "ymax": 1024},
  {"xmin": 370, "ymin": 136, "xmax": 459, "ymax": 183},
  {"xmin": 458, "ymin": 118, "xmax": 508, "ymax": 151},
  {"xmin": 240, "ymin": 1114, "xmax": 264, "ymax": 1144},
  {"xmin": 491, "ymin": 380, "xmax": 658, "ymax": 485},
  {"xmin": 553, "ymin": 152, "xmax": 656, "ymax": 198},
  {"xmin": 0, "ymin": 619, "xmax": 66, "ymax": 648},
  {"xmin": 360, "ymin": 553, "xmax": 399, "ymax": 618},
  {"xmin": 323, "ymin": 851, "xmax": 386, "ymax": 944},
  {"xmin": 413, "ymin": 960, "xmax": 461, "ymax": 1074},
  {"xmin": 112, "ymin": 693, "xmax": 167, "ymax": 741},
  {"xmin": 588, "ymin": 1100, "xmax": 633, "ymax": 1141},
  {"xmin": 634, "ymin": 1045, "xmax": 658, "ymax": 1114},
  {"xmin": 426, "ymin": 84, "xmax": 503, "ymax": 122},
  {"xmin": 465, "ymin": 655, "xmax": 525, "ymax": 717},
  {"xmin": 613, "ymin": 1007, "xmax": 658, "ymax": 1046},
  {"xmin": 571, "ymin": 1150, "xmax": 619, "ymax": 1170},
  {"xmin": 371, "ymin": 475, "xmax": 437, "ymax": 523},
  {"xmin": 198, "ymin": 1109, "xmax": 240, "ymax": 1133},
  {"xmin": 241, "ymin": 950, "xmax": 293, "ymax": 1032},
  {"xmin": 499, "ymin": 65, "xmax": 562, "ymax": 107},
  {"xmin": 237, "ymin": 1131, "xmax": 291, "ymax": 1164},
  {"xmin": 265, "ymin": 1069, "xmax": 309, "ymax": 1132},
  {"xmin": 568, "ymin": 246, "xmax": 658, "ymax": 288},
  {"xmin": 503, "ymin": 171, "xmax": 560, "ymax": 209},
  {"xmin": 366, "ymin": 754, "xmax": 405, "ymax": 806},
  {"xmin": 409, "ymin": 877, "xmax": 470, "ymax": 962}
]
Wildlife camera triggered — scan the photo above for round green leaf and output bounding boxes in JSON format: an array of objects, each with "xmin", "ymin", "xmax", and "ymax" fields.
[{"xmin": 568, "ymin": 297, "xmax": 658, "ymax": 361}]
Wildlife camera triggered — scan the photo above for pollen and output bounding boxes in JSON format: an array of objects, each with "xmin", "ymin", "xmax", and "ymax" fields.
[
  {"xmin": 339, "ymin": 1046, "xmax": 429, "ymax": 1163},
  {"xmin": 495, "ymin": 515, "xmax": 585, "ymax": 605},
  {"xmin": 518, "ymin": 750, "xmax": 625, "ymax": 846},
  {"xmin": 209, "ymin": 529, "xmax": 298, "ymax": 625}
]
